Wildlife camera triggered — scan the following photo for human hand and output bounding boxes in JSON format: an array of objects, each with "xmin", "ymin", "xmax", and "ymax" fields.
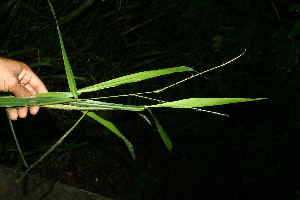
[{"xmin": 0, "ymin": 57, "xmax": 48, "ymax": 120}]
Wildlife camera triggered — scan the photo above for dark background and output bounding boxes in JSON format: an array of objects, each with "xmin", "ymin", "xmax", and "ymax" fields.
[{"xmin": 0, "ymin": 0, "xmax": 300, "ymax": 199}]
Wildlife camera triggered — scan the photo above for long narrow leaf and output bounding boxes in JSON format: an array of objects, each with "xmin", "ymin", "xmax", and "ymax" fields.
[
  {"xmin": 147, "ymin": 108, "xmax": 172, "ymax": 152},
  {"xmin": 148, "ymin": 98, "xmax": 267, "ymax": 108},
  {"xmin": 0, "ymin": 96, "xmax": 73, "ymax": 107},
  {"xmin": 36, "ymin": 92, "xmax": 73, "ymax": 98},
  {"xmin": 0, "ymin": 0, "xmax": 17, "ymax": 17},
  {"xmin": 14, "ymin": 157, "xmax": 23, "ymax": 180},
  {"xmin": 2, "ymin": 0, "xmax": 22, "ymax": 34},
  {"xmin": 17, "ymin": 111, "xmax": 88, "ymax": 182},
  {"xmin": 43, "ymin": 100, "xmax": 144, "ymax": 111},
  {"xmin": 86, "ymin": 112, "xmax": 135, "ymax": 160},
  {"xmin": 48, "ymin": 0, "xmax": 78, "ymax": 99},
  {"xmin": 77, "ymin": 66, "xmax": 194, "ymax": 94},
  {"xmin": 6, "ymin": 110, "xmax": 28, "ymax": 167},
  {"xmin": 58, "ymin": 0, "xmax": 96, "ymax": 24},
  {"xmin": 70, "ymin": 100, "xmax": 144, "ymax": 111}
]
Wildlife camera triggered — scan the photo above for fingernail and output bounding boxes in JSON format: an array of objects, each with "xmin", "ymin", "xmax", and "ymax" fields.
[
  {"xmin": 31, "ymin": 107, "xmax": 39, "ymax": 115},
  {"xmin": 20, "ymin": 113, "xmax": 27, "ymax": 118}
]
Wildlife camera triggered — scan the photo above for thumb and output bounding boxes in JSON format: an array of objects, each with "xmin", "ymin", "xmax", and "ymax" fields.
[{"xmin": 10, "ymin": 83, "xmax": 34, "ymax": 98}]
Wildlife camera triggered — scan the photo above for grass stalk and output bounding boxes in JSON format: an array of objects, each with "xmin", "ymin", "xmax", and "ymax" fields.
[
  {"xmin": 6, "ymin": 109, "xmax": 28, "ymax": 167},
  {"xmin": 16, "ymin": 111, "xmax": 88, "ymax": 182}
]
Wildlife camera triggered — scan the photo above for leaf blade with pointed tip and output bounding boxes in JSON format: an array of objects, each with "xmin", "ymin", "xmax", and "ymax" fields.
[
  {"xmin": 148, "ymin": 98, "xmax": 267, "ymax": 108},
  {"xmin": 43, "ymin": 100, "xmax": 144, "ymax": 111},
  {"xmin": 17, "ymin": 111, "xmax": 88, "ymax": 182},
  {"xmin": 86, "ymin": 112, "xmax": 135, "ymax": 160},
  {"xmin": 147, "ymin": 108, "xmax": 172, "ymax": 152},
  {"xmin": 48, "ymin": 0, "xmax": 78, "ymax": 99},
  {"xmin": 77, "ymin": 66, "xmax": 194, "ymax": 94}
]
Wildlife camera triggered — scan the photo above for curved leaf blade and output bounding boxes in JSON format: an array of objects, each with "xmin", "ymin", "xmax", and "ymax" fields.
[
  {"xmin": 147, "ymin": 108, "xmax": 172, "ymax": 152},
  {"xmin": 58, "ymin": 0, "xmax": 96, "ymax": 24},
  {"xmin": 43, "ymin": 100, "xmax": 144, "ymax": 111},
  {"xmin": 0, "ymin": 96, "xmax": 72, "ymax": 107},
  {"xmin": 48, "ymin": 0, "xmax": 78, "ymax": 99},
  {"xmin": 148, "ymin": 98, "xmax": 267, "ymax": 108},
  {"xmin": 70, "ymin": 100, "xmax": 144, "ymax": 111},
  {"xmin": 77, "ymin": 66, "xmax": 194, "ymax": 94},
  {"xmin": 17, "ymin": 111, "xmax": 88, "ymax": 182},
  {"xmin": 86, "ymin": 112, "xmax": 135, "ymax": 160}
]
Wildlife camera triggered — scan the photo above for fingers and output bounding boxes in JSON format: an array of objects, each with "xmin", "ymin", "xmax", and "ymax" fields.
[
  {"xmin": 18, "ymin": 107, "xmax": 29, "ymax": 118},
  {"xmin": 19, "ymin": 63, "xmax": 48, "ymax": 94},
  {"xmin": 11, "ymin": 82, "xmax": 35, "ymax": 98},
  {"xmin": 8, "ymin": 105, "xmax": 39, "ymax": 121},
  {"xmin": 22, "ymin": 69, "xmax": 47, "ymax": 118},
  {"xmin": 29, "ymin": 75, "xmax": 48, "ymax": 94},
  {"xmin": 8, "ymin": 109, "xmax": 18, "ymax": 121},
  {"xmin": 10, "ymin": 83, "xmax": 44, "ymax": 120},
  {"xmin": 29, "ymin": 106, "xmax": 40, "ymax": 115},
  {"xmin": 2, "ymin": 60, "xmax": 48, "ymax": 120},
  {"xmin": 8, "ymin": 107, "xmax": 31, "ymax": 121},
  {"xmin": 24, "ymin": 84, "xmax": 41, "ymax": 115},
  {"xmin": 8, "ymin": 84, "xmax": 32, "ymax": 120}
]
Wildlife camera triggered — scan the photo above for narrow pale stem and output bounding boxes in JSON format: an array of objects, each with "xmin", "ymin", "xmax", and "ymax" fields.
[
  {"xmin": 16, "ymin": 111, "xmax": 88, "ymax": 182},
  {"xmin": 6, "ymin": 109, "xmax": 28, "ymax": 167}
]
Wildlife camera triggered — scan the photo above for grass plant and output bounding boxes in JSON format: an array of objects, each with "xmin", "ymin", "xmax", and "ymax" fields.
[{"xmin": 0, "ymin": 0, "xmax": 266, "ymax": 181}]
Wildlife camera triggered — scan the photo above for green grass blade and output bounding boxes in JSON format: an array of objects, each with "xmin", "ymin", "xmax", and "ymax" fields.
[
  {"xmin": 0, "ymin": 96, "xmax": 73, "ymax": 107},
  {"xmin": 138, "ymin": 113, "xmax": 152, "ymax": 125},
  {"xmin": 1, "ymin": 0, "xmax": 22, "ymax": 34},
  {"xmin": 148, "ymin": 98, "xmax": 267, "ymax": 108},
  {"xmin": 0, "ymin": 0, "xmax": 17, "ymax": 17},
  {"xmin": 42, "ymin": 100, "xmax": 144, "ymax": 111},
  {"xmin": 77, "ymin": 66, "xmax": 194, "ymax": 94},
  {"xmin": 86, "ymin": 112, "xmax": 135, "ymax": 160},
  {"xmin": 14, "ymin": 157, "xmax": 23, "ymax": 180},
  {"xmin": 41, "ymin": 75, "xmax": 89, "ymax": 82},
  {"xmin": 29, "ymin": 57, "xmax": 53, "ymax": 68},
  {"xmin": 6, "ymin": 110, "xmax": 28, "ymax": 167},
  {"xmin": 147, "ymin": 108, "xmax": 172, "ymax": 152},
  {"xmin": 48, "ymin": 0, "xmax": 78, "ymax": 99},
  {"xmin": 70, "ymin": 100, "xmax": 144, "ymax": 111},
  {"xmin": 36, "ymin": 92, "xmax": 73, "ymax": 98},
  {"xmin": 58, "ymin": 0, "xmax": 96, "ymax": 24},
  {"xmin": 17, "ymin": 111, "xmax": 88, "ymax": 182}
]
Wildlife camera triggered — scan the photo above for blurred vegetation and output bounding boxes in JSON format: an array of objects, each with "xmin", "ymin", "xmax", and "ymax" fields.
[{"xmin": 0, "ymin": 0, "xmax": 300, "ymax": 199}]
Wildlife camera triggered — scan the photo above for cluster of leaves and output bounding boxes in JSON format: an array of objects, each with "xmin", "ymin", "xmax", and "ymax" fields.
[
  {"xmin": 0, "ymin": 0, "xmax": 267, "ymax": 181},
  {"xmin": 0, "ymin": 1, "xmax": 299, "ymax": 198}
]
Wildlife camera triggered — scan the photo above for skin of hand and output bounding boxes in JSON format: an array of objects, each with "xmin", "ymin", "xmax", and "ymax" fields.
[{"xmin": 0, "ymin": 57, "xmax": 48, "ymax": 120}]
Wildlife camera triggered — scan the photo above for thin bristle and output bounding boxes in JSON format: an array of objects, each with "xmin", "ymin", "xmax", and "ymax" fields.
[
  {"xmin": 154, "ymin": 49, "xmax": 246, "ymax": 93},
  {"xmin": 130, "ymin": 94, "xmax": 229, "ymax": 117}
]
